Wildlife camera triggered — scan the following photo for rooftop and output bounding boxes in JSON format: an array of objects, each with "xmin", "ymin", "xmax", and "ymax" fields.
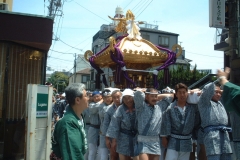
[
  {"xmin": 76, "ymin": 68, "xmax": 91, "ymax": 74},
  {"xmin": 0, "ymin": 10, "xmax": 52, "ymax": 19},
  {"xmin": 140, "ymin": 27, "xmax": 179, "ymax": 36}
]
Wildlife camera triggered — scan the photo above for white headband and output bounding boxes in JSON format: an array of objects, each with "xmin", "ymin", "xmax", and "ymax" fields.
[{"xmin": 102, "ymin": 91, "xmax": 112, "ymax": 96}]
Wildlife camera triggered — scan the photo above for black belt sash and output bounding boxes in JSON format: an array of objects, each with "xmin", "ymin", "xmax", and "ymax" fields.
[
  {"xmin": 90, "ymin": 124, "xmax": 100, "ymax": 129},
  {"xmin": 120, "ymin": 128, "xmax": 137, "ymax": 137}
]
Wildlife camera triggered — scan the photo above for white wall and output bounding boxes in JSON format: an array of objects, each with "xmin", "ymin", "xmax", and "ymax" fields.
[{"xmin": 76, "ymin": 54, "xmax": 91, "ymax": 72}]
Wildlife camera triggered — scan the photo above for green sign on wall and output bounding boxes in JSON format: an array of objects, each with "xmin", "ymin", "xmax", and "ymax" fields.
[{"xmin": 36, "ymin": 93, "xmax": 48, "ymax": 118}]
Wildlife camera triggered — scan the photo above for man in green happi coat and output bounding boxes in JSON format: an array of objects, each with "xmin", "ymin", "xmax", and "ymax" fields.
[
  {"xmin": 217, "ymin": 67, "xmax": 240, "ymax": 117},
  {"xmin": 51, "ymin": 83, "xmax": 89, "ymax": 160}
]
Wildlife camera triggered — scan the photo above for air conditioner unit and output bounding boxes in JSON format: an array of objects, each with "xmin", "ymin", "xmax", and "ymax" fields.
[{"xmin": 0, "ymin": 3, "xmax": 9, "ymax": 11}]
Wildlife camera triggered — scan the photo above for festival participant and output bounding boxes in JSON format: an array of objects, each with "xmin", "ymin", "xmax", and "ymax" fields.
[
  {"xmin": 198, "ymin": 81, "xmax": 232, "ymax": 159},
  {"xmin": 106, "ymin": 89, "xmax": 139, "ymax": 160},
  {"xmin": 98, "ymin": 89, "xmax": 113, "ymax": 160},
  {"xmin": 102, "ymin": 90, "xmax": 122, "ymax": 160},
  {"xmin": 88, "ymin": 91, "xmax": 103, "ymax": 160},
  {"xmin": 217, "ymin": 67, "xmax": 240, "ymax": 116},
  {"xmin": 50, "ymin": 83, "xmax": 88, "ymax": 160},
  {"xmin": 161, "ymin": 83, "xmax": 199, "ymax": 160},
  {"xmin": 134, "ymin": 88, "xmax": 173, "ymax": 160},
  {"xmin": 82, "ymin": 91, "xmax": 92, "ymax": 160},
  {"xmin": 217, "ymin": 67, "xmax": 240, "ymax": 159},
  {"xmin": 158, "ymin": 87, "xmax": 175, "ymax": 160}
]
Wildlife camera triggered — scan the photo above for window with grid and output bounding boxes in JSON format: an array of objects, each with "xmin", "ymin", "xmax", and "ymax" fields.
[
  {"xmin": 82, "ymin": 75, "xmax": 90, "ymax": 83},
  {"xmin": 159, "ymin": 36, "xmax": 169, "ymax": 47}
]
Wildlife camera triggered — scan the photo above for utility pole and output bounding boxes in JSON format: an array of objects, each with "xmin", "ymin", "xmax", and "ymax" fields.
[
  {"xmin": 228, "ymin": 0, "xmax": 240, "ymax": 84},
  {"xmin": 74, "ymin": 53, "xmax": 77, "ymax": 83},
  {"xmin": 48, "ymin": 0, "xmax": 54, "ymax": 17},
  {"xmin": 48, "ymin": 0, "xmax": 63, "ymax": 20}
]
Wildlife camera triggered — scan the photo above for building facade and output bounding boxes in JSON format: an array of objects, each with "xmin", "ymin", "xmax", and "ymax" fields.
[
  {"xmin": 0, "ymin": 0, "xmax": 13, "ymax": 11},
  {"xmin": 76, "ymin": 54, "xmax": 91, "ymax": 72},
  {"xmin": 68, "ymin": 68, "xmax": 91, "ymax": 88},
  {"xmin": 213, "ymin": 1, "xmax": 240, "ymax": 85},
  {"xmin": 0, "ymin": 10, "xmax": 53, "ymax": 159}
]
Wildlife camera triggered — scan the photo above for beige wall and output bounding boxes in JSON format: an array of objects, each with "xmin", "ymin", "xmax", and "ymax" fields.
[
  {"xmin": 69, "ymin": 74, "xmax": 82, "ymax": 85},
  {"xmin": 69, "ymin": 74, "xmax": 90, "ymax": 86},
  {"xmin": 0, "ymin": 0, "xmax": 13, "ymax": 11}
]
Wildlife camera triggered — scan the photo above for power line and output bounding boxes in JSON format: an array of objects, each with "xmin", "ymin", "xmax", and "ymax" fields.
[
  {"xmin": 123, "ymin": 0, "xmax": 134, "ymax": 10},
  {"xmin": 49, "ymin": 15, "xmax": 64, "ymax": 57},
  {"xmin": 74, "ymin": 0, "xmax": 110, "ymax": 23},
  {"xmin": 185, "ymin": 51, "xmax": 223, "ymax": 58},
  {"xmin": 57, "ymin": 37, "xmax": 84, "ymax": 51},
  {"xmin": 49, "ymin": 49, "xmax": 75, "ymax": 54},
  {"xmin": 48, "ymin": 36, "xmax": 90, "ymax": 63},
  {"xmin": 136, "ymin": 0, "xmax": 153, "ymax": 18},
  {"xmin": 67, "ymin": 66, "xmax": 74, "ymax": 73},
  {"xmin": 135, "ymin": 0, "xmax": 151, "ymax": 17},
  {"xmin": 48, "ymin": 56, "xmax": 74, "ymax": 62},
  {"xmin": 48, "ymin": 36, "xmax": 91, "ymax": 63},
  {"xmin": 132, "ymin": 0, "xmax": 144, "ymax": 11},
  {"xmin": 48, "ymin": 59, "xmax": 73, "ymax": 64},
  {"xmin": 77, "ymin": 56, "xmax": 92, "ymax": 67},
  {"xmin": 82, "ymin": 41, "xmax": 92, "ymax": 50},
  {"xmin": 48, "ymin": 0, "xmax": 65, "ymax": 57},
  {"xmin": 47, "ymin": 64, "xmax": 68, "ymax": 68},
  {"xmin": 56, "ymin": 14, "xmax": 64, "ymax": 41},
  {"xmin": 64, "ymin": 36, "xmax": 92, "ymax": 52}
]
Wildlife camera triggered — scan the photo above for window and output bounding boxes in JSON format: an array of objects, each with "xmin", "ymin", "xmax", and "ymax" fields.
[
  {"xmin": 81, "ymin": 75, "xmax": 90, "ymax": 83},
  {"xmin": 159, "ymin": 36, "xmax": 169, "ymax": 47}
]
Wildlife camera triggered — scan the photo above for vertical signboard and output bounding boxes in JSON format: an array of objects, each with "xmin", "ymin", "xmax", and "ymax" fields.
[
  {"xmin": 209, "ymin": 0, "xmax": 225, "ymax": 28},
  {"xmin": 36, "ymin": 93, "xmax": 48, "ymax": 117},
  {"xmin": 25, "ymin": 84, "xmax": 52, "ymax": 160}
]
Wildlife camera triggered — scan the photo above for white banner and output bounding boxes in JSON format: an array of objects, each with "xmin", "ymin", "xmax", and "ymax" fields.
[{"xmin": 209, "ymin": 0, "xmax": 225, "ymax": 28}]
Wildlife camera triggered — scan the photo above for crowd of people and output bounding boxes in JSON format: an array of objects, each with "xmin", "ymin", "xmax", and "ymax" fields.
[{"xmin": 49, "ymin": 67, "xmax": 240, "ymax": 160}]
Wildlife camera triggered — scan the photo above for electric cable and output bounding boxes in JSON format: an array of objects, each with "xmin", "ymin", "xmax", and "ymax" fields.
[
  {"xmin": 136, "ymin": 0, "xmax": 153, "ymax": 18},
  {"xmin": 74, "ymin": 0, "xmax": 110, "ymax": 23},
  {"xmin": 185, "ymin": 51, "xmax": 223, "ymax": 58}
]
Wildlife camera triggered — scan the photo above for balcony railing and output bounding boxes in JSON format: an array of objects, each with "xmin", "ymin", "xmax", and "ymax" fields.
[
  {"xmin": 139, "ymin": 23, "xmax": 158, "ymax": 30},
  {"xmin": 215, "ymin": 28, "xmax": 228, "ymax": 44}
]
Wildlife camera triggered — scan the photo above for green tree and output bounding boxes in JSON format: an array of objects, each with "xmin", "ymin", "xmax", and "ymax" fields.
[
  {"xmin": 47, "ymin": 72, "xmax": 69, "ymax": 93},
  {"xmin": 157, "ymin": 64, "xmax": 208, "ymax": 90}
]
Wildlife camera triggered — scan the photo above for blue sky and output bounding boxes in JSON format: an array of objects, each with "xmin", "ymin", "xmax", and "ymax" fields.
[{"xmin": 13, "ymin": 0, "xmax": 224, "ymax": 73}]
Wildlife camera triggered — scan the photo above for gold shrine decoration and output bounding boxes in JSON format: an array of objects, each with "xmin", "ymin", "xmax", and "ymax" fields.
[
  {"xmin": 84, "ymin": 36, "xmax": 183, "ymax": 68},
  {"xmin": 83, "ymin": 9, "xmax": 183, "ymax": 89},
  {"xmin": 109, "ymin": 36, "xmax": 116, "ymax": 52},
  {"xmin": 84, "ymin": 50, "xmax": 94, "ymax": 61},
  {"xmin": 109, "ymin": 10, "xmax": 143, "ymax": 40},
  {"xmin": 172, "ymin": 44, "xmax": 182, "ymax": 58},
  {"xmin": 84, "ymin": 9, "xmax": 182, "ymax": 69}
]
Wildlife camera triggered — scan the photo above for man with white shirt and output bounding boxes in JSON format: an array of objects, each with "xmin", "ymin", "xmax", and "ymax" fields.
[{"xmin": 161, "ymin": 83, "xmax": 200, "ymax": 160}]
